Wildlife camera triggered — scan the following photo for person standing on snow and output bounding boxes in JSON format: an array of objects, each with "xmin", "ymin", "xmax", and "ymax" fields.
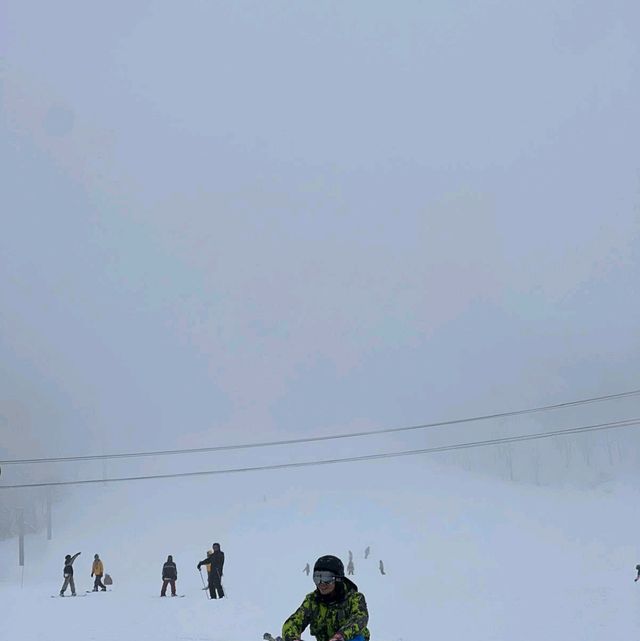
[
  {"xmin": 635, "ymin": 564, "xmax": 640, "ymax": 582},
  {"xmin": 282, "ymin": 554, "xmax": 370, "ymax": 641},
  {"xmin": 303, "ymin": 563, "xmax": 311, "ymax": 576},
  {"xmin": 91, "ymin": 554, "xmax": 107, "ymax": 591},
  {"xmin": 197, "ymin": 542, "xmax": 225, "ymax": 598},
  {"xmin": 60, "ymin": 552, "xmax": 81, "ymax": 596},
  {"xmin": 161, "ymin": 555, "xmax": 178, "ymax": 597}
]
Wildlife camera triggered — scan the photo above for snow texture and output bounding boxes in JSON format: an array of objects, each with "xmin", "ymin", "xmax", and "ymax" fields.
[{"xmin": 2, "ymin": 459, "xmax": 640, "ymax": 640}]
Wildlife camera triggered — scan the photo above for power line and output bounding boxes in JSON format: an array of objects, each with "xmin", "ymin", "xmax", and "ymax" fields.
[
  {"xmin": 2, "ymin": 417, "xmax": 638, "ymax": 489},
  {"xmin": 2, "ymin": 388, "xmax": 639, "ymax": 466}
]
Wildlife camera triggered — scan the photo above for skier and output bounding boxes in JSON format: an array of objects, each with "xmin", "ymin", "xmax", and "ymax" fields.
[
  {"xmin": 346, "ymin": 559, "xmax": 355, "ymax": 575},
  {"xmin": 60, "ymin": 552, "xmax": 81, "ymax": 596},
  {"xmin": 282, "ymin": 554, "xmax": 370, "ymax": 641},
  {"xmin": 161, "ymin": 555, "xmax": 178, "ymax": 597},
  {"xmin": 363, "ymin": 546, "xmax": 370, "ymax": 560},
  {"xmin": 303, "ymin": 563, "xmax": 310, "ymax": 576},
  {"xmin": 378, "ymin": 560, "xmax": 385, "ymax": 575},
  {"xmin": 197, "ymin": 542, "xmax": 225, "ymax": 598},
  {"xmin": 635, "ymin": 564, "xmax": 640, "ymax": 582},
  {"xmin": 91, "ymin": 553, "xmax": 106, "ymax": 591}
]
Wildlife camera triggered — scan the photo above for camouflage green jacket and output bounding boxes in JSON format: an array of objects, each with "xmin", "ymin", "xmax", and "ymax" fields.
[{"xmin": 282, "ymin": 581, "xmax": 370, "ymax": 641}]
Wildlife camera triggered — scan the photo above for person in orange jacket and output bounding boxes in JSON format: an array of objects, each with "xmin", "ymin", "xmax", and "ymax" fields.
[{"xmin": 91, "ymin": 554, "xmax": 106, "ymax": 591}]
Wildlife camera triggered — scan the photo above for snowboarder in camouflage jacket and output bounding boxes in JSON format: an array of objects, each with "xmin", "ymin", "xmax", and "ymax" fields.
[{"xmin": 282, "ymin": 555, "xmax": 370, "ymax": 641}]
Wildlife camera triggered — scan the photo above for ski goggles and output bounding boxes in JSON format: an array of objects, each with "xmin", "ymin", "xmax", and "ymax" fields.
[{"xmin": 313, "ymin": 571, "xmax": 337, "ymax": 585}]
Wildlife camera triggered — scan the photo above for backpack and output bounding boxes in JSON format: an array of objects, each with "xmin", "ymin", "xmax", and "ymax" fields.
[{"xmin": 104, "ymin": 573, "xmax": 113, "ymax": 585}]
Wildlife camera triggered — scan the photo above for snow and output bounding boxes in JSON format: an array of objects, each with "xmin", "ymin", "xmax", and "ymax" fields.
[{"xmin": 1, "ymin": 458, "xmax": 640, "ymax": 640}]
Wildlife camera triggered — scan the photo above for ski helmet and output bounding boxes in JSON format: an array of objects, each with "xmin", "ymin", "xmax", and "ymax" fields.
[{"xmin": 313, "ymin": 555, "xmax": 344, "ymax": 578}]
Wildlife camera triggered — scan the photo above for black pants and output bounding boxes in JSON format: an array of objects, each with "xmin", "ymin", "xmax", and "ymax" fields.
[
  {"xmin": 161, "ymin": 579, "xmax": 176, "ymax": 596},
  {"xmin": 208, "ymin": 572, "xmax": 224, "ymax": 598},
  {"xmin": 93, "ymin": 574, "xmax": 106, "ymax": 591}
]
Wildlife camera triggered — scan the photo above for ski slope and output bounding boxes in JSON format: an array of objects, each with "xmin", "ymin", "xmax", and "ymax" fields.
[{"xmin": 1, "ymin": 458, "xmax": 640, "ymax": 640}]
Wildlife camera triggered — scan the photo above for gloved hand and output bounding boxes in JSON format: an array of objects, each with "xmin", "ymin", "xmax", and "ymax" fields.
[
  {"xmin": 197, "ymin": 563, "xmax": 201, "ymax": 570},
  {"xmin": 328, "ymin": 634, "xmax": 344, "ymax": 641},
  {"xmin": 91, "ymin": 573, "xmax": 94, "ymax": 577}
]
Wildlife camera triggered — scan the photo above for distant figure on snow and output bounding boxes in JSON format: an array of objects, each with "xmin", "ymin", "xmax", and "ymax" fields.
[
  {"xmin": 378, "ymin": 560, "xmax": 385, "ymax": 575},
  {"xmin": 348, "ymin": 550, "xmax": 353, "ymax": 562},
  {"xmin": 635, "ymin": 564, "xmax": 640, "ymax": 582},
  {"xmin": 197, "ymin": 542, "xmax": 225, "ymax": 598},
  {"xmin": 303, "ymin": 563, "xmax": 310, "ymax": 576},
  {"xmin": 364, "ymin": 546, "xmax": 370, "ymax": 559},
  {"xmin": 91, "ymin": 553, "xmax": 107, "ymax": 591},
  {"xmin": 347, "ymin": 559, "xmax": 355, "ymax": 575},
  {"xmin": 60, "ymin": 552, "xmax": 81, "ymax": 596},
  {"xmin": 161, "ymin": 555, "xmax": 178, "ymax": 596}
]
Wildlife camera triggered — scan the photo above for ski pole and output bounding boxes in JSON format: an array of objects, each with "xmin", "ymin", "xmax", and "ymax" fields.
[{"xmin": 198, "ymin": 567, "xmax": 210, "ymax": 599}]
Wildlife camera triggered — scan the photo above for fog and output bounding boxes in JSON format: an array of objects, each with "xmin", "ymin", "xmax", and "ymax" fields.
[{"xmin": 2, "ymin": 2, "xmax": 640, "ymax": 503}]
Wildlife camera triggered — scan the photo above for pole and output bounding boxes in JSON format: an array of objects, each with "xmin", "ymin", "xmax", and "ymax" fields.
[
  {"xmin": 199, "ymin": 568, "xmax": 210, "ymax": 599},
  {"xmin": 19, "ymin": 509, "xmax": 25, "ymax": 567},
  {"xmin": 46, "ymin": 489, "xmax": 52, "ymax": 540}
]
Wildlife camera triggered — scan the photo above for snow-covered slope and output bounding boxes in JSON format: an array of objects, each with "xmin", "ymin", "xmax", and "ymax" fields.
[{"xmin": 2, "ymin": 458, "xmax": 639, "ymax": 640}]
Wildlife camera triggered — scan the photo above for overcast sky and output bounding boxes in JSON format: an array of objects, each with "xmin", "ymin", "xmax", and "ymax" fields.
[{"xmin": 1, "ymin": 1, "xmax": 639, "ymax": 462}]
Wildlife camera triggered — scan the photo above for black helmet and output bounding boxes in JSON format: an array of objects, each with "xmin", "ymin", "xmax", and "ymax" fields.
[{"xmin": 314, "ymin": 555, "xmax": 344, "ymax": 578}]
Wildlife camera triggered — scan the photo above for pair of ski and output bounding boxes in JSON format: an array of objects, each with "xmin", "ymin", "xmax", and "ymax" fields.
[{"xmin": 52, "ymin": 593, "xmax": 186, "ymax": 598}]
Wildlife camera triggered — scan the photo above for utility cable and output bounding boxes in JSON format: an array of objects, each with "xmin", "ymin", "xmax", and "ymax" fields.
[
  {"xmin": 1, "ymin": 388, "xmax": 639, "ymax": 466},
  {"xmin": 1, "ymin": 416, "xmax": 638, "ymax": 489}
]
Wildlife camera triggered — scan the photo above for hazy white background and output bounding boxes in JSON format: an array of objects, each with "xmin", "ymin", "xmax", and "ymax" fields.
[{"xmin": 1, "ymin": 2, "xmax": 640, "ymax": 638}]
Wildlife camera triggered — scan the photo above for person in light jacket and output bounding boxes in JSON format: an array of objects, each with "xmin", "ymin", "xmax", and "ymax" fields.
[
  {"xmin": 91, "ymin": 554, "xmax": 106, "ymax": 591},
  {"xmin": 282, "ymin": 555, "xmax": 370, "ymax": 641}
]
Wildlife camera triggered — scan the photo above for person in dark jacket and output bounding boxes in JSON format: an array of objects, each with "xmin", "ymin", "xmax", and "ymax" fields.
[
  {"xmin": 635, "ymin": 564, "xmax": 640, "ymax": 582},
  {"xmin": 161, "ymin": 555, "xmax": 178, "ymax": 596},
  {"xmin": 282, "ymin": 555, "xmax": 370, "ymax": 641},
  {"xmin": 197, "ymin": 542, "xmax": 225, "ymax": 598},
  {"xmin": 60, "ymin": 552, "xmax": 81, "ymax": 596}
]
